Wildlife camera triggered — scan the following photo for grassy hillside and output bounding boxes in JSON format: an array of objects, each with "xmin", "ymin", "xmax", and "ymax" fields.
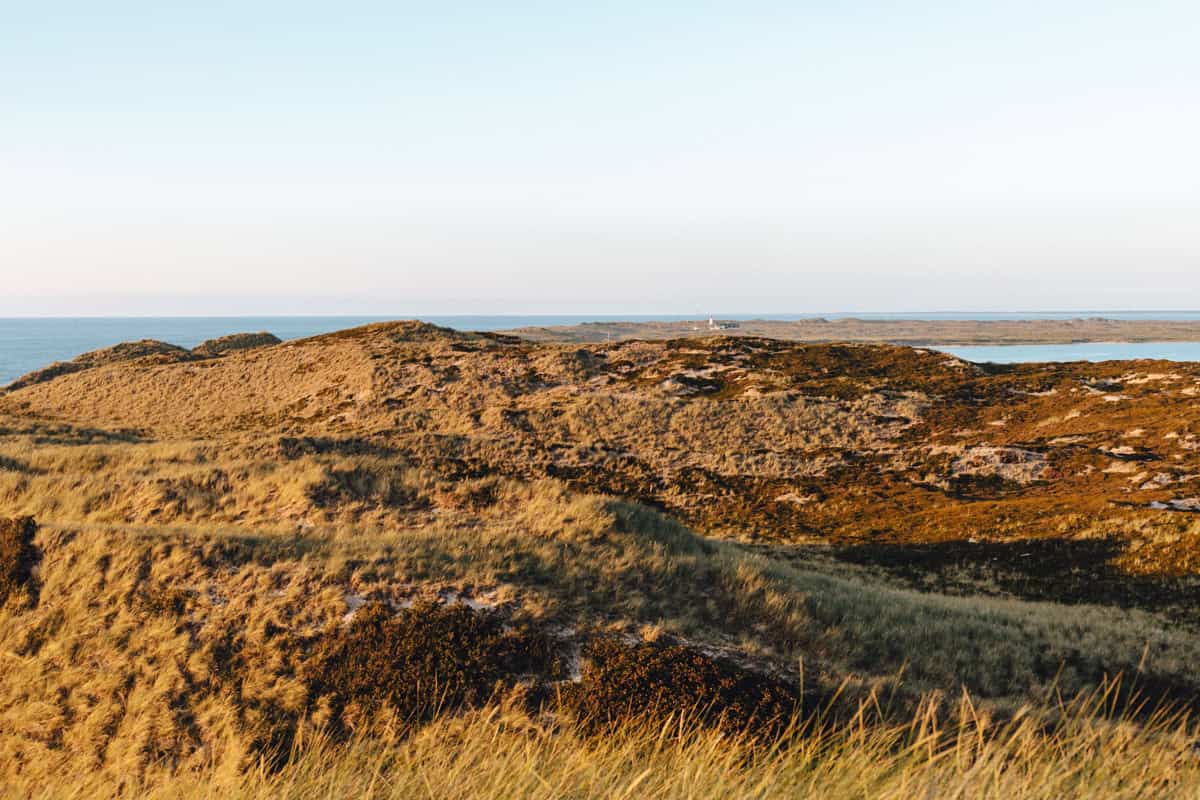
[{"xmin": 1, "ymin": 321, "xmax": 1199, "ymax": 796}]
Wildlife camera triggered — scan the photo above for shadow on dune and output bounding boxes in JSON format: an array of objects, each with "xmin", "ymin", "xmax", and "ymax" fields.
[{"xmin": 831, "ymin": 537, "xmax": 1200, "ymax": 619}]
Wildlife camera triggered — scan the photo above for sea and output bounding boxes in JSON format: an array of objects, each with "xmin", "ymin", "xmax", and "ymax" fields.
[{"xmin": 5, "ymin": 312, "xmax": 1200, "ymax": 386}]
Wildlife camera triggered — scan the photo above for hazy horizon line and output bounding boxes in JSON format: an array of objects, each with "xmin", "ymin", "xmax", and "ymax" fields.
[{"xmin": 5, "ymin": 309, "xmax": 1200, "ymax": 320}]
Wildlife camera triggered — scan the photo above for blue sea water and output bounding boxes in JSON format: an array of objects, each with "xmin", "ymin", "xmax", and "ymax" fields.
[
  {"xmin": 4, "ymin": 313, "xmax": 1200, "ymax": 386},
  {"xmin": 937, "ymin": 342, "xmax": 1200, "ymax": 364},
  {"xmin": 0, "ymin": 315, "xmax": 696, "ymax": 385}
]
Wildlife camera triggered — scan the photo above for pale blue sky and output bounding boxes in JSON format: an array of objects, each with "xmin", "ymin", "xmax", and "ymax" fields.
[{"xmin": 2, "ymin": 1, "xmax": 1197, "ymax": 315}]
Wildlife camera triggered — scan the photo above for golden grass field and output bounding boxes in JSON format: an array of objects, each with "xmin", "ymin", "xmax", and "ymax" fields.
[
  {"xmin": 2, "ymin": 321, "xmax": 1200, "ymax": 797},
  {"xmin": 16, "ymin": 695, "xmax": 1200, "ymax": 799}
]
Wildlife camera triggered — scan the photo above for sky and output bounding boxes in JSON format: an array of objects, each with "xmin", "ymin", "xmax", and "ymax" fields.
[{"xmin": 1, "ymin": 1, "xmax": 1198, "ymax": 315}]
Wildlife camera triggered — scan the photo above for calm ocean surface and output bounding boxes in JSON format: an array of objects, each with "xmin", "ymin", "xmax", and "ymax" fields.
[
  {"xmin": 938, "ymin": 342, "xmax": 1200, "ymax": 364},
  {"xmin": 5, "ymin": 313, "xmax": 1200, "ymax": 386}
]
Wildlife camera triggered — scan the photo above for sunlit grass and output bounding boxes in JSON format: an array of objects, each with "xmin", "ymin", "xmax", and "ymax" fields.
[{"xmin": 16, "ymin": 685, "xmax": 1197, "ymax": 800}]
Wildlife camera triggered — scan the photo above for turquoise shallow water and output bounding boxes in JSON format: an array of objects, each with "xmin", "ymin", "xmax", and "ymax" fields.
[{"xmin": 4, "ymin": 313, "xmax": 1200, "ymax": 386}]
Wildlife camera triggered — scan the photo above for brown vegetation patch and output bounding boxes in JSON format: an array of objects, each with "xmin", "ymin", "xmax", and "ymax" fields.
[
  {"xmin": 565, "ymin": 637, "xmax": 806, "ymax": 735},
  {"xmin": 299, "ymin": 319, "xmax": 480, "ymax": 345},
  {"xmin": 302, "ymin": 602, "xmax": 560, "ymax": 733},
  {"xmin": 303, "ymin": 464, "xmax": 430, "ymax": 511},
  {"xmin": 0, "ymin": 516, "xmax": 38, "ymax": 605},
  {"xmin": 274, "ymin": 435, "xmax": 397, "ymax": 460},
  {"xmin": 192, "ymin": 331, "xmax": 281, "ymax": 357}
]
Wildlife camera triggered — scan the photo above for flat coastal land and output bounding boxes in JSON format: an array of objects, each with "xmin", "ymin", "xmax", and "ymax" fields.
[{"xmin": 503, "ymin": 317, "xmax": 1200, "ymax": 345}]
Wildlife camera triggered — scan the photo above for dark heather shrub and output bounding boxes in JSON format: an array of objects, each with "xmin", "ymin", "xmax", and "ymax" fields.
[
  {"xmin": 0, "ymin": 516, "xmax": 38, "ymax": 605},
  {"xmin": 303, "ymin": 601, "xmax": 559, "ymax": 731},
  {"xmin": 191, "ymin": 331, "xmax": 281, "ymax": 358},
  {"xmin": 565, "ymin": 637, "xmax": 804, "ymax": 736}
]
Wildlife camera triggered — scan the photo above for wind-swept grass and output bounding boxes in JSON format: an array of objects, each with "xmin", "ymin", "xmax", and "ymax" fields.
[{"xmin": 13, "ymin": 685, "xmax": 1198, "ymax": 800}]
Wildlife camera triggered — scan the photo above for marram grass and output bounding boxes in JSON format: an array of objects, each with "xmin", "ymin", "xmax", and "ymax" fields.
[{"xmin": 12, "ymin": 685, "xmax": 1198, "ymax": 800}]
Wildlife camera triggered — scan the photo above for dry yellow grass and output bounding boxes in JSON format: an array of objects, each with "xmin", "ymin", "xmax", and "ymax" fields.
[
  {"xmin": 3, "ymin": 479, "xmax": 1199, "ymax": 789},
  {"xmin": 10, "ymin": 691, "xmax": 1199, "ymax": 799}
]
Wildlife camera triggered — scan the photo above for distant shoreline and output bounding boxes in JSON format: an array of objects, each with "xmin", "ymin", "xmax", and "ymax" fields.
[
  {"xmin": 500, "ymin": 318, "xmax": 1200, "ymax": 347},
  {"xmin": 8, "ymin": 316, "xmax": 1200, "ymax": 386}
]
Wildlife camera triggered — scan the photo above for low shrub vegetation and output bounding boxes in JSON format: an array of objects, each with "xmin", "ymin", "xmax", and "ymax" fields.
[
  {"xmin": 564, "ymin": 636, "xmax": 807, "ymax": 736},
  {"xmin": 0, "ymin": 515, "xmax": 37, "ymax": 605},
  {"xmin": 303, "ymin": 602, "xmax": 560, "ymax": 732}
]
